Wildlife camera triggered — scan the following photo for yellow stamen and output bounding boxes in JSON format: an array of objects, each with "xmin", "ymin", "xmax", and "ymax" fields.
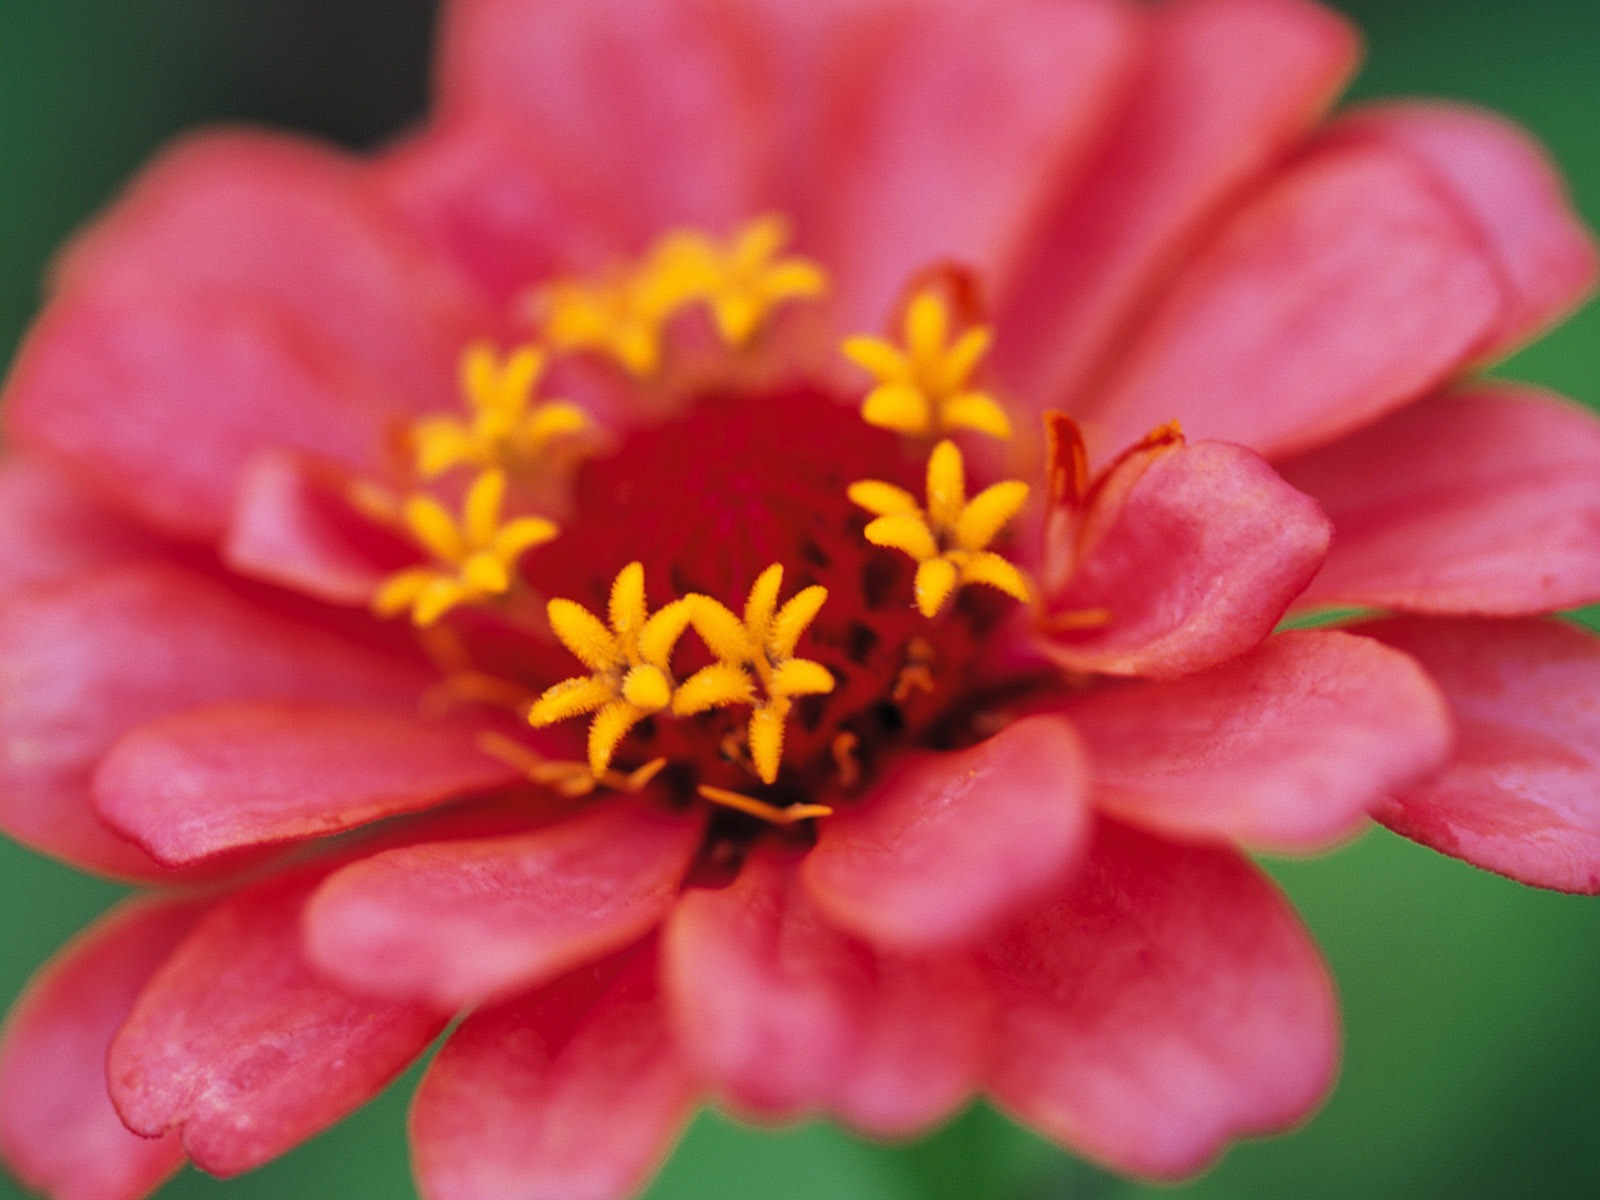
[
  {"xmin": 850, "ymin": 440, "xmax": 1033, "ymax": 618},
  {"xmin": 374, "ymin": 468, "xmax": 558, "ymax": 627},
  {"xmin": 684, "ymin": 564, "xmax": 835, "ymax": 785},
  {"xmin": 697, "ymin": 785, "xmax": 832, "ymax": 826},
  {"xmin": 528, "ymin": 563, "xmax": 699, "ymax": 777},
  {"xmin": 843, "ymin": 285, "xmax": 1012, "ymax": 440}
]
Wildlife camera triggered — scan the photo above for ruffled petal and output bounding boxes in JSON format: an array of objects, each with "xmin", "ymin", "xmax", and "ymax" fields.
[
  {"xmin": 0, "ymin": 899, "xmax": 202, "ymax": 1200},
  {"xmin": 803, "ymin": 0, "xmax": 1138, "ymax": 328},
  {"xmin": 665, "ymin": 846, "xmax": 989, "ymax": 1137},
  {"xmin": 0, "ymin": 456, "xmax": 161, "ymax": 591},
  {"xmin": 1326, "ymin": 102, "xmax": 1599, "ymax": 360},
  {"xmin": 983, "ymin": 821, "xmax": 1338, "ymax": 1179},
  {"xmin": 0, "ymin": 564, "xmax": 426, "ymax": 879},
  {"xmin": 304, "ymin": 800, "xmax": 702, "ymax": 1008},
  {"xmin": 94, "ymin": 701, "xmax": 518, "ymax": 867},
  {"xmin": 1038, "ymin": 439, "xmax": 1330, "ymax": 679},
  {"xmin": 1055, "ymin": 631, "xmax": 1452, "ymax": 851},
  {"xmin": 1281, "ymin": 385, "xmax": 1600, "ymax": 615},
  {"xmin": 997, "ymin": 0, "xmax": 1358, "ymax": 408},
  {"xmin": 107, "ymin": 869, "xmax": 446, "ymax": 1177},
  {"xmin": 1081, "ymin": 139, "xmax": 1502, "ymax": 460},
  {"xmin": 1366, "ymin": 617, "xmax": 1600, "ymax": 893},
  {"xmin": 801, "ymin": 715, "xmax": 1091, "ymax": 949},
  {"xmin": 411, "ymin": 941, "xmax": 695, "ymax": 1200}
]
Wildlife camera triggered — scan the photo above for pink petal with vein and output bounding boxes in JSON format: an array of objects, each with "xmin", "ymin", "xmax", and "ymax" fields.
[{"xmin": 0, "ymin": 457, "xmax": 161, "ymax": 591}]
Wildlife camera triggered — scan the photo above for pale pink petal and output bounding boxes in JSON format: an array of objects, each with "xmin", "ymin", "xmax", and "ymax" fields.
[
  {"xmin": 94, "ymin": 701, "xmax": 518, "ymax": 867},
  {"xmin": 1081, "ymin": 139, "xmax": 1502, "ymax": 460},
  {"xmin": 304, "ymin": 801, "xmax": 702, "ymax": 1009},
  {"xmin": 1367, "ymin": 617, "xmax": 1600, "ymax": 893},
  {"xmin": 0, "ymin": 564, "xmax": 425, "ymax": 879},
  {"xmin": 665, "ymin": 847, "xmax": 989, "ymax": 1137},
  {"xmin": 802, "ymin": 716, "xmax": 1091, "ymax": 949},
  {"xmin": 412, "ymin": 942, "xmax": 695, "ymax": 1200},
  {"xmin": 1056, "ymin": 630, "xmax": 1451, "ymax": 850},
  {"xmin": 983, "ymin": 820, "xmax": 1338, "ymax": 1178},
  {"xmin": 1038, "ymin": 439, "xmax": 1330, "ymax": 679},
  {"xmin": 806, "ymin": 0, "xmax": 1137, "ymax": 328},
  {"xmin": 0, "ymin": 899, "xmax": 202, "ymax": 1200},
  {"xmin": 0, "ymin": 457, "xmax": 161, "ymax": 591},
  {"xmin": 1281, "ymin": 385, "xmax": 1600, "ymax": 615},
  {"xmin": 107, "ymin": 869, "xmax": 445, "ymax": 1177},
  {"xmin": 997, "ymin": 0, "xmax": 1359, "ymax": 408},
  {"xmin": 437, "ymin": 0, "xmax": 771, "ymax": 243},
  {"xmin": 1327, "ymin": 102, "xmax": 1599, "ymax": 360}
]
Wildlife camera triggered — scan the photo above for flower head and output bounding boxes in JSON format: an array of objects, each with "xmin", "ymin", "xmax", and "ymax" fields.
[{"xmin": 3, "ymin": 3, "xmax": 1600, "ymax": 1200}]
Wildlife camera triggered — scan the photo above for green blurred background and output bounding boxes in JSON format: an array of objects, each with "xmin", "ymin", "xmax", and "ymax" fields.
[{"xmin": 1, "ymin": 2, "xmax": 1598, "ymax": 1197}]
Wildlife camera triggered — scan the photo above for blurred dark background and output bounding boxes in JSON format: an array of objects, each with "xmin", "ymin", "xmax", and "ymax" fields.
[{"xmin": 2, "ymin": 2, "xmax": 1598, "ymax": 1197}]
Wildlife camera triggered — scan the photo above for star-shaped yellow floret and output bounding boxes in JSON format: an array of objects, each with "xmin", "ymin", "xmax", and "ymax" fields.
[
  {"xmin": 842, "ymin": 286, "xmax": 1013, "ymax": 440},
  {"xmin": 410, "ymin": 342, "xmax": 589, "ymax": 479},
  {"xmin": 849, "ymin": 440, "xmax": 1032, "ymax": 618},
  {"xmin": 652, "ymin": 215, "xmax": 828, "ymax": 347},
  {"xmin": 374, "ymin": 469, "xmax": 558, "ymax": 627},
  {"xmin": 674, "ymin": 564, "xmax": 835, "ymax": 785},
  {"xmin": 527, "ymin": 562, "xmax": 697, "ymax": 777},
  {"xmin": 539, "ymin": 265, "xmax": 690, "ymax": 377}
]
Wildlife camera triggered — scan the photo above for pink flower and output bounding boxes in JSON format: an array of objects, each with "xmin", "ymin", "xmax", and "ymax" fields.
[{"xmin": 2, "ymin": 1, "xmax": 1599, "ymax": 1198}]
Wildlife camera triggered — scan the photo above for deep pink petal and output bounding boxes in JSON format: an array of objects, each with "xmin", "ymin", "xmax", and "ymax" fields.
[
  {"xmin": 1327, "ymin": 103, "xmax": 1599, "ymax": 360},
  {"xmin": 412, "ymin": 942, "xmax": 695, "ymax": 1200},
  {"xmin": 0, "ymin": 900, "xmax": 202, "ymax": 1200},
  {"xmin": 806, "ymin": 0, "xmax": 1137, "ymax": 328},
  {"xmin": 94, "ymin": 701, "xmax": 518, "ymax": 867},
  {"xmin": 437, "ymin": 0, "xmax": 772, "ymax": 244},
  {"xmin": 107, "ymin": 869, "xmax": 445, "ymax": 1177},
  {"xmin": 983, "ymin": 820, "xmax": 1338, "ymax": 1178},
  {"xmin": 665, "ymin": 847, "xmax": 989, "ymax": 1137},
  {"xmin": 304, "ymin": 800, "xmax": 702, "ymax": 1009},
  {"xmin": 0, "ymin": 457, "xmax": 162, "ymax": 591},
  {"xmin": 801, "ymin": 715, "xmax": 1091, "ymax": 949},
  {"xmin": 1038, "ymin": 439, "xmax": 1330, "ymax": 679},
  {"xmin": 0, "ymin": 563, "xmax": 425, "ymax": 879},
  {"xmin": 1056, "ymin": 630, "xmax": 1451, "ymax": 850},
  {"xmin": 1281, "ymin": 385, "xmax": 1600, "ymax": 615},
  {"xmin": 1081, "ymin": 139, "xmax": 1502, "ymax": 460},
  {"xmin": 1366, "ymin": 617, "xmax": 1600, "ymax": 893},
  {"xmin": 997, "ymin": 0, "xmax": 1359, "ymax": 408}
]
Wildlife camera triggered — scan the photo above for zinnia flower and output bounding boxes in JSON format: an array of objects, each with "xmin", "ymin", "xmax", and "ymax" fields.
[{"xmin": 3, "ymin": 1, "xmax": 1599, "ymax": 1198}]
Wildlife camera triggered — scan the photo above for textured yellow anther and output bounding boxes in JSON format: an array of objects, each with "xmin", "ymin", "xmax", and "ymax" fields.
[
  {"xmin": 373, "ymin": 469, "xmax": 558, "ymax": 627},
  {"xmin": 851, "ymin": 440, "xmax": 1033, "ymax": 618},
  {"xmin": 528, "ymin": 563, "xmax": 698, "ymax": 776},
  {"xmin": 843, "ymin": 286, "xmax": 1013, "ymax": 440},
  {"xmin": 410, "ymin": 342, "xmax": 589, "ymax": 479},
  {"xmin": 680, "ymin": 564, "xmax": 834, "ymax": 784},
  {"xmin": 652, "ymin": 215, "xmax": 828, "ymax": 347}
]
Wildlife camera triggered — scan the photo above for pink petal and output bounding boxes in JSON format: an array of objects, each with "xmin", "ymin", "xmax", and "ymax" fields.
[
  {"xmin": 1366, "ymin": 617, "xmax": 1600, "ymax": 893},
  {"xmin": 1327, "ymin": 103, "xmax": 1599, "ymax": 360},
  {"xmin": 1038, "ymin": 438, "xmax": 1330, "ymax": 679},
  {"xmin": 1081, "ymin": 139, "xmax": 1502, "ymax": 460},
  {"xmin": 801, "ymin": 715, "xmax": 1091, "ymax": 949},
  {"xmin": 0, "ymin": 457, "xmax": 162, "ymax": 591},
  {"xmin": 224, "ymin": 450, "xmax": 411, "ymax": 606},
  {"xmin": 304, "ymin": 800, "xmax": 702, "ymax": 1009},
  {"xmin": 983, "ymin": 820, "xmax": 1338, "ymax": 1179},
  {"xmin": 107, "ymin": 869, "xmax": 445, "ymax": 1177},
  {"xmin": 94, "ymin": 701, "xmax": 518, "ymax": 867},
  {"xmin": 0, "ymin": 563, "xmax": 425, "ymax": 879},
  {"xmin": 1056, "ymin": 630, "xmax": 1452, "ymax": 851},
  {"xmin": 807, "ymin": 0, "xmax": 1137, "ymax": 328},
  {"xmin": 0, "ymin": 899, "xmax": 202, "ymax": 1200},
  {"xmin": 437, "ymin": 0, "xmax": 771, "ymax": 243},
  {"xmin": 665, "ymin": 847, "xmax": 990, "ymax": 1137},
  {"xmin": 997, "ymin": 0, "xmax": 1358, "ymax": 408},
  {"xmin": 1281, "ymin": 385, "xmax": 1600, "ymax": 615},
  {"xmin": 411, "ymin": 942, "xmax": 695, "ymax": 1200}
]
